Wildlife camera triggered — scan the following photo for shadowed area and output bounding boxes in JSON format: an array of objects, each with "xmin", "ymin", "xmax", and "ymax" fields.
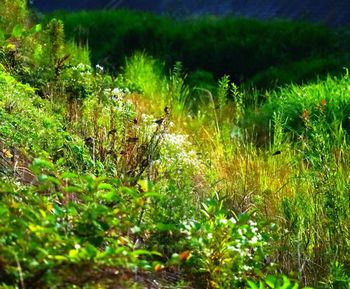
[{"xmin": 30, "ymin": 0, "xmax": 350, "ymax": 27}]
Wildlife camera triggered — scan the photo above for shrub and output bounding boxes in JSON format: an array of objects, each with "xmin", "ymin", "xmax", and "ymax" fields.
[
  {"xmin": 180, "ymin": 194, "xmax": 273, "ymax": 289},
  {"xmin": 0, "ymin": 160, "xmax": 161, "ymax": 288}
]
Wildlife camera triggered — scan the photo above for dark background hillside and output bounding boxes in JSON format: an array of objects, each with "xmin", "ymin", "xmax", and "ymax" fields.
[{"xmin": 30, "ymin": 0, "xmax": 350, "ymax": 27}]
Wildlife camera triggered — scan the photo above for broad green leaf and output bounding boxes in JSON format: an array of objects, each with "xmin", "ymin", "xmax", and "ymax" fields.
[
  {"xmin": 247, "ymin": 280, "xmax": 259, "ymax": 289},
  {"xmin": 46, "ymin": 175, "xmax": 61, "ymax": 185},
  {"xmin": 39, "ymin": 209, "xmax": 46, "ymax": 218},
  {"xmin": 0, "ymin": 204, "xmax": 9, "ymax": 218},
  {"xmin": 101, "ymin": 190, "xmax": 118, "ymax": 202},
  {"xmin": 120, "ymin": 187, "xmax": 138, "ymax": 198},
  {"xmin": 133, "ymin": 250, "xmax": 162, "ymax": 257},
  {"xmin": 97, "ymin": 183, "xmax": 113, "ymax": 191},
  {"xmin": 61, "ymin": 172, "xmax": 78, "ymax": 179},
  {"xmin": 38, "ymin": 174, "xmax": 48, "ymax": 182},
  {"xmin": 85, "ymin": 244, "xmax": 98, "ymax": 258},
  {"xmin": 96, "ymin": 246, "xmax": 117, "ymax": 259},
  {"xmin": 143, "ymin": 192, "xmax": 161, "ymax": 198},
  {"xmin": 280, "ymin": 276, "xmax": 293, "ymax": 289},
  {"xmin": 28, "ymin": 224, "xmax": 43, "ymax": 232},
  {"xmin": 33, "ymin": 24, "xmax": 42, "ymax": 33},
  {"xmin": 265, "ymin": 275, "xmax": 277, "ymax": 288},
  {"xmin": 54, "ymin": 255, "xmax": 67, "ymax": 262},
  {"xmin": 156, "ymin": 223, "xmax": 177, "ymax": 231},
  {"xmin": 68, "ymin": 249, "xmax": 79, "ymax": 259},
  {"xmin": 64, "ymin": 186, "xmax": 83, "ymax": 193},
  {"xmin": 11, "ymin": 25, "xmax": 24, "ymax": 38},
  {"xmin": 131, "ymin": 226, "xmax": 141, "ymax": 233}
]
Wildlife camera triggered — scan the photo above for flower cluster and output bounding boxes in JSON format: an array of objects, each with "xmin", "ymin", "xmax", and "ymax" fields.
[
  {"xmin": 179, "ymin": 204, "xmax": 271, "ymax": 287},
  {"xmin": 159, "ymin": 133, "xmax": 203, "ymax": 175},
  {"xmin": 103, "ymin": 87, "xmax": 130, "ymax": 102},
  {"xmin": 71, "ymin": 63, "xmax": 92, "ymax": 74},
  {"xmin": 135, "ymin": 113, "xmax": 204, "ymax": 179}
]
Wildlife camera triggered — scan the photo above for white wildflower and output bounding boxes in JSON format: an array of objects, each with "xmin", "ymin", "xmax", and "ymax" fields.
[
  {"xmin": 242, "ymin": 265, "xmax": 252, "ymax": 271},
  {"xmin": 249, "ymin": 236, "xmax": 258, "ymax": 244},
  {"xmin": 96, "ymin": 64, "xmax": 104, "ymax": 71},
  {"xmin": 219, "ymin": 218, "xmax": 228, "ymax": 225},
  {"xmin": 112, "ymin": 87, "xmax": 123, "ymax": 95},
  {"xmin": 229, "ymin": 217, "xmax": 237, "ymax": 224}
]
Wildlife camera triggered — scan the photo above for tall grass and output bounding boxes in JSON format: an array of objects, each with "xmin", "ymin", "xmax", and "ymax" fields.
[
  {"xmin": 2, "ymin": 4, "xmax": 350, "ymax": 287},
  {"xmin": 211, "ymin": 73, "xmax": 350, "ymax": 287},
  {"xmin": 125, "ymin": 52, "xmax": 350, "ymax": 286}
]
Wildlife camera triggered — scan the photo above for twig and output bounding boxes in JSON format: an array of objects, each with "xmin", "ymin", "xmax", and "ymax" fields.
[{"xmin": 14, "ymin": 253, "xmax": 25, "ymax": 289}]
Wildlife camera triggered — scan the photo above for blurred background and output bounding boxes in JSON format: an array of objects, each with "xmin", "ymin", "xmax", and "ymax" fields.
[{"xmin": 30, "ymin": 0, "xmax": 350, "ymax": 27}]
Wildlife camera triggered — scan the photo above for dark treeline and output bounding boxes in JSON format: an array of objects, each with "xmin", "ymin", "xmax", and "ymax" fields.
[{"xmin": 48, "ymin": 9, "xmax": 350, "ymax": 88}]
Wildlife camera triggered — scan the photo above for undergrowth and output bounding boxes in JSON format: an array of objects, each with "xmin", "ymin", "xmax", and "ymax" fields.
[{"xmin": 0, "ymin": 1, "xmax": 349, "ymax": 288}]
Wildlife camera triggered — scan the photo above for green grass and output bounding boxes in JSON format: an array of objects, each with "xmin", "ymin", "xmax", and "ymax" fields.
[
  {"xmin": 0, "ymin": 67, "xmax": 93, "ymax": 171},
  {"xmin": 0, "ymin": 2, "xmax": 350, "ymax": 288}
]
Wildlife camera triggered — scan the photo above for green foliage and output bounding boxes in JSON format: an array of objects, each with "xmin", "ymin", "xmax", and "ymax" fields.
[
  {"xmin": 188, "ymin": 69, "xmax": 216, "ymax": 92},
  {"xmin": 247, "ymin": 275, "xmax": 313, "ymax": 289},
  {"xmin": 250, "ymin": 73, "xmax": 350, "ymax": 287},
  {"xmin": 321, "ymin": 262, "xmax": 350, "ymax": 289},
  {"xmin": 0, "ymin": 0, "xmax": 28, "ymax": 34},
  {"xmin": 0, "ymin": 67, "xmax": 93, "ymax": 172},
  {"xmin": 46, "ymin": 18, "xmax": 65, "ymax": 69},
  {"xmin": 1, "ymin": 2, "xmax": 349, "ymax": 288},
  {"xmin": 122, "ymin": 52, "xmax": 167, "ymax": 98},
  {"xmin": 232, "ymin": 82, "xmax": 244, "ymax": 124},
  {"xmin": 168, "ymin": 61, "xmax": 190, "ymax": 113},
  {"xmin": 50, "ymin": 10, "xmax": 348, "ymax": 88},
  {"xmin": 258, "ymin": 72, "xmax": 350, "ymax": 141},
  {"xmin": 0, "ymin": 160, "xmax": 161, "ymax": 288},
  {"xmin": 121, "ymin": 52, "xmax": 190, "ymax": 112},
  {"xmin": 246, "ymin": 55, "xmax": 350, "ymax": 89},
  {"xmin": 61, "ymin": 63, "xmax": 94, "ymax": 100},
  {"xmin": 181, "ymin": 194, "xmax": 272, "ymax": 289},
  {"xmin": 217, "ymin": 75, "xmax": 230, "ymax": 109}
]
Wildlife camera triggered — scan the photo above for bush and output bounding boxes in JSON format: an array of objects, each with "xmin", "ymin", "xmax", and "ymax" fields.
[
  {"xmin": 180, "ymin": 194, "xmax": 273, "ymax": 289},
  {"xmin": 0, "ymin": 160, "xmax": 161, "ymax": 288},
  {"xmin": 258, "ymin": 72, "xmax": 350, "ymax": 140}
]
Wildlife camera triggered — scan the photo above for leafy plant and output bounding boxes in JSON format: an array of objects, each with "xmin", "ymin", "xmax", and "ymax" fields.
[
  {"xmin": 247, "ymin": 275, "xmax": 313, "ymax": 289},
  {"xmin": 0, "ymin": 159, "xmax": 162, "ymax": 288},
  {"xmin": 181, "ymin": 194, "xmax": 272, "ymax": 289},
  {"xmin": 1, "ymin": 2, "xmax": 349, "ymax": 288}
]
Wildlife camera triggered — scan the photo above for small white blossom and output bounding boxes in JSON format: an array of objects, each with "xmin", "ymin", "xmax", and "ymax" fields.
[
  {"xmin": 96, "ymin": 64, "xmax": 104, "ymax": 71},
  {"xmin": 229, "ymin": 217, "xmax": 237, "ymax": 224},
  {"xmin": 242, "ymin": 265, "xmax": 252, "ymax": 271},
  {"xmin": 219, "ymin": 218, "xmax": 228, "ymax": 225},
  {"xmin": 112, "ymin": 87, "xmax": 123, "ymax": 95},
  {"xmin": 249, "ymin": 236, "xmax": 258, "ymax": 244}
]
